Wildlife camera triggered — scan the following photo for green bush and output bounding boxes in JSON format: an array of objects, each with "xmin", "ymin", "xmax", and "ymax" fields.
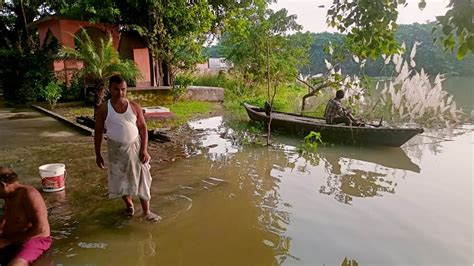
[
  {"xmin": 193, "ymin": 72, "xmax": 246, "ymax": 100},
  {"xmin": 41, "ymin": 81, "xmax": 62, "ymax": 109},
  {"xmin": 62, "ymin": 72, "xmax": 84, "ymax": 101},
  {"xmin": 0, "ymin": 45, "xmax": 57, "ymax": 104},
  {"xmin": 193, "ymin": 73, "xmax": 310, "ymax": 114},
  {"xmin": 173, "ymin": 73, "xmax": 195, "ymax": 101}
]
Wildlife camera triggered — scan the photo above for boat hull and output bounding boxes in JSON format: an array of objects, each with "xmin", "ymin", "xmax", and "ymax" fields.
[{"xmin": 244, "ymin": 103, "xmax": 423, "ymax": 147}]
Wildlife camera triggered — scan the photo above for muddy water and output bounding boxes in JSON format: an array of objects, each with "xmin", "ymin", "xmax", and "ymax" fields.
[{"xmin": 0, "ymin": 108, "xmax": 472, "ymax": 265}]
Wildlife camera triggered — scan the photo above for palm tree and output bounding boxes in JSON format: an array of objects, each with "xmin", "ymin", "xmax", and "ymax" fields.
[{"xmin": 61, "ymin": 29, "xmax": 141, "ymax": 118}]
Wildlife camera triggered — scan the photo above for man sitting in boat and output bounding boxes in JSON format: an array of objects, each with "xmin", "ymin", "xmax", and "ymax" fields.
[{"xmin": 324, "ymin": 90, "xmax": 363, "ymax": 126}]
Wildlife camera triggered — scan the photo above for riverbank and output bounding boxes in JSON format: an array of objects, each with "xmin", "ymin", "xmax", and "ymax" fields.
[
  {"xmin": 0, "ymin": 102, "xmax": 224, "ymax": 226},
  {"xmin": 33, "ymin": 100, "xmax": 226, "ymax": 163}
]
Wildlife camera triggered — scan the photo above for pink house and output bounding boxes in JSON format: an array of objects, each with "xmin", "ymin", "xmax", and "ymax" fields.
[{"xmin": 31, "ymin": 16, "xmax": 164, "ymax": 88}]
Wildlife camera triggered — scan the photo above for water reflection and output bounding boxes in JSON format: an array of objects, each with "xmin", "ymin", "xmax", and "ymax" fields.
[
  {"xmin": 284, "ymin": 140, "xmax": 417, "ymax": 205},
  {"xmin": 314, "ymin": 146, "xmax": 418, "ymax": 204},
  {"xmin": 190, "ymin": 116, "xmax": 419, "ymax": 206},
  {"xmin": 186, "ymin": 116, "xmax": 424, "ymax": 262},
  {"xmin": 188, "ymin": 116, "xmax": 240, "ymax": 161},
  {"xmin": 2, "ymin": 108, "xmax": 469, "ymax": 264},
  {"xmin": 133, "ymin": 230, "xmax": 157, "ymax": 266}
]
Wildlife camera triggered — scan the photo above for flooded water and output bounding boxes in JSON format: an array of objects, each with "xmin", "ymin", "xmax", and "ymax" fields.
[
  {"xmin": 0, "ymin": 80, "xmax": 472, "ymax": 265},
  {"xmin": 443, "ymin": 76, "xmax": 474, "ymax": 114}
]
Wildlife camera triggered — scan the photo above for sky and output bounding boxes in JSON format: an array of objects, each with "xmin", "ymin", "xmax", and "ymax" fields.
[{"xmin": 270, "ymin": 0, "xmax": 451, "ymax": 33}]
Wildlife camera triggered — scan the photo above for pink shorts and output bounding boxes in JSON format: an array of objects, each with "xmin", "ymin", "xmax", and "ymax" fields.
[{"xmin": 15, "ymin": 236, "xmax": 52, "ymax": 264}]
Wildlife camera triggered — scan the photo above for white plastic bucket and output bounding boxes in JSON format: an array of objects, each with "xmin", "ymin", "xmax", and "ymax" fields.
[{"xmin": 38, "ymin": 163, "xmax": 66, "ymax": 192}]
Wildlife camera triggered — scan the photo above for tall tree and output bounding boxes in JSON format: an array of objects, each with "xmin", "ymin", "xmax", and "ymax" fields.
[
  {"xmin": 0, "ymin": 0, "xmax": 63, "ymax": 103},
  {"xmin": 221, "ymin": 6, "xmax": 312, "ymax": 86},
  {"xmin": 0, "ymin": 0, "xmax": 50, "ymax": 50},
  {"xmin": 221, "ymin": 4, "xmax": 312, "ymax": 144},
  {"xmin": 57, "ymin": 0, "xmax": 258, "ymax": 86},
  {"xmin": 326, "ymin": 0, "xmax": 474, "ymax": 59}
]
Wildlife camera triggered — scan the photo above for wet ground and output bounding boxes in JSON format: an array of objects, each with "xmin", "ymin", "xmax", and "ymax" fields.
[{"xmin": 0, "ymin": 106, "xmax": 472, "ymax": 265}]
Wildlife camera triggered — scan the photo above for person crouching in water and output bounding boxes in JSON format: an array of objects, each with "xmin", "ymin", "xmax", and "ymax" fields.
[
  {"xmin": 0, "ymin": 167, "xmax": 51, "ymax": 266},
  {"xmin": 94, "ymin": 74, "xmax": 160, "ymax": 222},
  {"xmin": 324, "ymin": 89, "xmax": 363, "ymax": 126}
]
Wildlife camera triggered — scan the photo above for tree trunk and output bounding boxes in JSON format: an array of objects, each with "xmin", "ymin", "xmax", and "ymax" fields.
[
  {"xmin": 19, "ymin": 0, "xmax": 31, "ymax": 50},
  {"xmin": 162, "ymin": 61, "xmax": 170, "ymax": 86},
  {"xmin": 266, "ymin": 39, "xmax": 272, "ymax": 146},
  {"xmin": 93, "ymin": 81, "xmax": 106, "ymax": 120},
  {"xmin": 149, "ymin": 52, "xmax": 155, "ymax": 86},
  {"xmin": 296, "ymin": 77, "xmax": 332, "ymax": 114}
]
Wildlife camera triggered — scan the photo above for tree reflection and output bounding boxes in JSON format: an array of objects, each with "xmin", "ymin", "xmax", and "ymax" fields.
[
  {"xmin": 187, "ymin": 116, "xmax": 422, "ymax": 262},
  {"xmin": 312, "ymin": 146, "xmax": 417, "ymax": 204},
  {"xmin": 320, "ymin": 169, "xmax": 396, "ymax": 204},
  {"xmin": 209, "ymin": 146, "xmax": 296, "ymax": 264}
]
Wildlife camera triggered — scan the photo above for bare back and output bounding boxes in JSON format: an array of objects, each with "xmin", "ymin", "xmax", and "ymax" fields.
[{"xmin": 1, "ymin": 186, "xmax": 50, "ymax": 239}]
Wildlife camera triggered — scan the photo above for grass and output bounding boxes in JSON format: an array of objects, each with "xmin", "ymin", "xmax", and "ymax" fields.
[
  {"xmin": 49, "ymin": 100, "xmax": 215, "ymax": 130},
  {"xmin": 193, "ymin": 73, "xmax": 310, "ymax": 116},
  {"xmin": 54, "ymin": 106, "xmax": 94, "ymax": 121},
  {"xmin": 146, "ymin": 101, "xmax": 215, "ymax": 129}
]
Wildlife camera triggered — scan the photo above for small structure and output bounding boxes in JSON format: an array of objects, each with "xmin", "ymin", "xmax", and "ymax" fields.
[
  {"xmin": 195, "ymin": 57, "xmax": 232, "ymax": 74},
  {"xmin": 142, "ymin": 106, "xmax": 174, "ymax": 120},
  {"xmin": 30, "ymin": 16, "xmax": 163, "ymax": 88},
  {"xmin": 208, "ymin": 58, "xmax": 232, "ymax": 70}
]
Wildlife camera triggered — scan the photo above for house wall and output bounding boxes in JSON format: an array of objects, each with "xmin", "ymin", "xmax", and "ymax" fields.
[
  {"xmin": 36, "ymin": 17, "xmax": 152, "ymax": 87},
  {"xmin": 38, "ymin": 18, "xmax": 119, "ymax": 49},
  {"xmin": 133, "ymin": 48, "xmax": 151, "ymax": 87},
  {"xmin": 119, "ymin": 32, "xmax": 151, "ymax": 87}
]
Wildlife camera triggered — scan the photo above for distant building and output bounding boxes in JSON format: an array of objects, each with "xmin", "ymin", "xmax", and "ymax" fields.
[
  {"xmin": 195, "ymin": 58, "xmax": 232, "ymax": 74},
  {"xmin": 208, "ymin": 58, "xmax": 232, "ymax": 70}
]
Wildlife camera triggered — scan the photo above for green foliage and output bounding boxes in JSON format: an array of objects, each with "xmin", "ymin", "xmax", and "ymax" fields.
[
  {"xmin": 239, "ymin": 122, "xmax": 266, "ymax": 146},
  {"xmin": 56, "ymin": 0, "xmax": 121, "ymax": 23},
  {"xmin": 0, "ymin": 0, "xmax": 58, "ymax": 50},
  {"xmin": 40, "ymin": 81, "xmax": 63, "ymax": 109},
  {"xmin": 60, "ymin": 30, "xmax": 141, "ymax": 87},
  {"xmin": 192, "ymin": 72, "xmax": 307, "ymax": 116},
  {"xmin": 64, "ymin": 72, "xmax": 85, "ymax": 100},
  {"xmin": 0, "ymin": 1, "xmax": 62, "ymax": 104},
  {"xmin": 221, "ymin": 6, "xmax": 312, "ymax": 86},
  {"xmin": 173, "ymin": 73, "xmax": 195, "ymax": 102},
  {"xmin": 58, "ymin": 0, "xmax": 253, "ymax": 85},
  {"xmin": 300, "ymin": 131, "xmax": 323, "ymax": 152},
  {"xmin": 327, "ymin": 0, "xmax": 473, "ymax": 59},
  {"xmin": 300, "ymin": 24, "xmax": 474, "ymax": 77},
  {"xmin": 204, "ymin": 45, "xmax": 225, "ymax": 58},
  {"xmin": 219, "ymin": 118, "xmax": 267, "ymax": 147},
  {"xmin": 434, "ymin": 0, "xmax": 474, "ymax": 59},
  {"xmin": 0, "ymin": 47, "xmax": 56, "ymax": 103},
  {"xmin": 327, "ymin": 0, "xmax": 401, "ymax": 59},
  {"xmin": 193, "ymin": 72, "xmax": 247, "ymax": 99}
]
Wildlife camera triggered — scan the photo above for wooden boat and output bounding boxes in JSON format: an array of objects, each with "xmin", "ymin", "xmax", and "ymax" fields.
[{"xmin": 243, "ymin": 103, "xmax": 423, "ymax": 147}]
